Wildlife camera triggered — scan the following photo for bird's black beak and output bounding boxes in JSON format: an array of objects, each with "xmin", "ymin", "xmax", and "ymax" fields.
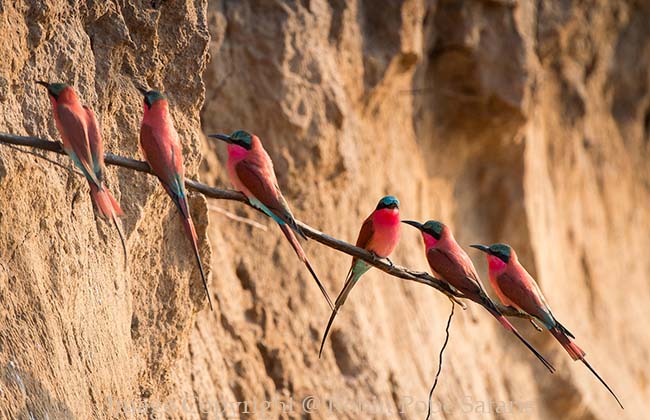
[
  {"xmin": 208, "ymin": 134, "xmax": 232, "ymax": 143},
  {"xmin": 470, "ymin": 244, "xmax": 491, "ymax": 254},
  {"xmin": 35, "ymin": 80, "xmax": 57, "ymax": 98},
  {"xmin": 131, "ymin": 80, "xmax": 149, "ymax": 96},
  {"xmin": 401, "ymin": 220, "xmax": 423, "ymax": 230}
]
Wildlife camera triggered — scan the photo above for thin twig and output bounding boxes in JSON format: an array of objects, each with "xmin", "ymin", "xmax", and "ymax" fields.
[
  {"xmin": 425, "ymin": 300, "xmax": 455, "ymax": 420},
  {"xmin": 0, "ymin": 132, "xmax": 535, "ymax": 319},
  {"xmin": 3, "ymin": 143, "xmax": 82, "ymax": 176},
  {"xmin": 207, "ymin": 203, "xmax": 268, "ymax": 231}
]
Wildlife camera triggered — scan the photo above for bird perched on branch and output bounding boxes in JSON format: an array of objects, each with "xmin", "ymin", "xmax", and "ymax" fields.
[
  {"xmin": 137, "ymin": 87, "xmax": 212, "ymax": 311},
  {"xmin": 208, "ymin": 130, "xmax": 333, "ymax": 310},
  {"xmin": 318, "ymin": 195, "xmax": 401, "ymax": 357},
  {"xmin": 402, "ymin": 220, "xmax": 555, "ymax": 372},
  {"xmin": 36, "ymin": 81, "xmax": 127, "ymax": 264},
  {"xmin": 471, "ymin": 243, "xmax": 623, "ymax": 408}
]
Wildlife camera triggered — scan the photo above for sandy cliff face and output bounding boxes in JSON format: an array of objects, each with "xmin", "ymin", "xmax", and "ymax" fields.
[{"xmin": 0, "ymin": 0, "xmax": 648, "ymax": 419}]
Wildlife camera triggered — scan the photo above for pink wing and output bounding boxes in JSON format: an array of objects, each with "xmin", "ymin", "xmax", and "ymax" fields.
[
  {"xmin": 140, "ymin": 122, "xmax": 189, "ymax": 217},
  {"xmin": 496, "ymin": 265, "xmax": 554, "ymax": 325},
  {"xmin": 57, "ymin": 104, "xmax": 99, "ymax": 186},
  {"xmin": 83, "ymin": 106, "xmax": 105, "ymax": 178},
  {"xmin": 356, "ymin": 214, "xmax": 375, "ymax": 250},
  {"xmin": 343, "ymin": 214, "xmax": 375, "ymax": 271},
  {"xmin": 140, "ymin": 123, "xmax": 183, "ymax": 186},
  {"xmin": 426, "ymin": 245, "xmax": 483, "ymax": 297},
  {"xmin": 235, "ymin": 158, "xmax": 294, "ymax": 225}
]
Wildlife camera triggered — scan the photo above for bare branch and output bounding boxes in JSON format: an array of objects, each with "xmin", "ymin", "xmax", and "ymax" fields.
[
  {"xmin": 0, "ymin": 132, "xmax": 534, "ymax": 320},
  {"xmin": 3, "ymin": 143, "xmax": 82, "ymax": 176}
]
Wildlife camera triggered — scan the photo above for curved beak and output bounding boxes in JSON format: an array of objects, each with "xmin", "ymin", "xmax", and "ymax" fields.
[
  {"xmin": 35, "ymin": 80, "xmax": 49, "ymax": 89},
  {"xmin": 136, "ymin": 86, "xmax": 148, "ymax": 96},
  {"xmin": 470, "ymin": 244, "xmax": 490, "ymax": 254},
  {"xmin": 401, "ymin": 220, "xmax": 423, "ymax": 230},
  {"xmin": 208, "ymin": 134, "xmax": 232, "ymax": 143}
]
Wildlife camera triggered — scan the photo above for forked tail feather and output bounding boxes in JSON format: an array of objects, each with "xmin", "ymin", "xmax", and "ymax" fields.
[
  {"xmin": 481, "ymin": 295, "xmax": 555, "ymax": 373},
  {"xmin": 90, "ymin": 183, "xmax": 127, "ymax": 265},
  {"xmin": 280, "ymin": 223, "xmax": 333, "ymax": 310},
  {"xmin": 179, "ymin": 211, "xmax": 213, "ymax": 311}
]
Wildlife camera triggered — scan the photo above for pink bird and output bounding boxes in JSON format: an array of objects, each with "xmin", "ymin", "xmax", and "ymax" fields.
[
  {"xmin": 138, "ymin": 88, "xmax": 212, "ymax": 310},
  {"xmin": 318, "ymin": 196, "xmax": 401, "ymax": 357},
  {"xmin": 471, "ymin": 243, "xmax": 623, "ymax": 408},
  {"xmin": 209, "ymin": 130, "xmax": 333, "ymax": 310},
  {"xmin": 403, "ymin": 220, "xmax": 555, "ymax": 372},
  {"xmin": 36, "ymin": 81, "xmax": 126, "ymax": 262}
]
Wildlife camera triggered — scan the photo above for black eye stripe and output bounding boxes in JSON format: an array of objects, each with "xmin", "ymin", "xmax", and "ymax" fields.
[{"xmin": 235, "ymin": 139, "xmax": 252, "ymax": 150}]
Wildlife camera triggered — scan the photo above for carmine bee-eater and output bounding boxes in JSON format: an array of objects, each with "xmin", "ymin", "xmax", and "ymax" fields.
[
  {"xmin": 318, "ymin": 196, "xmax": 401, "ymax": 357},
  {"xmin": 470, "ymin": 243, "xmax": 623, "ymax": 408},
  {"xmin": 137, "ymin": 87, "xmax": 212, "ymax": 311},
  {"xmin": 36, "ymin": 81, "xmax": 127, "ymax": 263},
  {"xmin": 402, "ymin": 220, "xmax": 555, "ymax": 372},
  {"xmin": 208, "ymin": 130, "xmax": 333, "ymax": 310}
]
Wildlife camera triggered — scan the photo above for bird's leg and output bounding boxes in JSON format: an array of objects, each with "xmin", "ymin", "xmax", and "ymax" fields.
[
  {"xmin": 529, "ymin": 319, "xmax": 543, "ymax": 332},
  {"xmin": 369, "ymin": 251, "xmax": 392, "ymax": 267},
  {"xmin": 413, "ymin": 272, "xmax": 467, "ymax": 309}
]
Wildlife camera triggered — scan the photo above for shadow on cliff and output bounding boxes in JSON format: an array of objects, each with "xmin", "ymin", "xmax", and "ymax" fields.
[
  {"xmin": 1, "ymin": 362, "xmax": 75, "ymax": 419},
  {"xmin": 409, "ymin": 0, "xmax": 533, "ymax": 271}
]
